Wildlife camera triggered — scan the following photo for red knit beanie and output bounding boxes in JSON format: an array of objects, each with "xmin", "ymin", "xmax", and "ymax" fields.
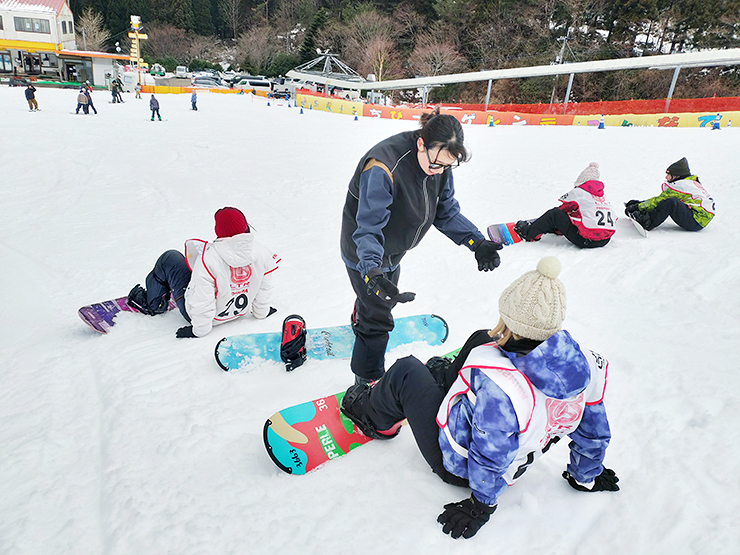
[{"xmin": 214, "ymin": 207, "xmax": 248, "ymax": 238}]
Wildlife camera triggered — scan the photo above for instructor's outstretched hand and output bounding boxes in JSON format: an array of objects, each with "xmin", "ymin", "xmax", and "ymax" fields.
[
  {"xmin": 474, "ymin": 240, "xmax": 502, "ymax": 272},
  {"xmin": 364, "ymin": 268, "xmax": 415, "ymax": 303}
]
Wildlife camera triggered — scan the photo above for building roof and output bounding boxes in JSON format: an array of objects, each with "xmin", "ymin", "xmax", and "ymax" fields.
[
  {"xmin": 0, "ymin": 0, "xmax": 68, "ymax": 15},
  {"xmin": 58, "ymin": 49, "xmax": 129, "ymax": 60}
]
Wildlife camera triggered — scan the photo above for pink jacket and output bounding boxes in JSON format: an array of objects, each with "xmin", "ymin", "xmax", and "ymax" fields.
[{"xmin": 558, "ymin": 180, "xmax": 616, "ymax": 241}]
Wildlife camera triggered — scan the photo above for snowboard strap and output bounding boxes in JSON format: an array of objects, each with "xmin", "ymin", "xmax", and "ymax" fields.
[{"xmin": 281, "ymin": 314, "xmax": 307, "ymax": 371}]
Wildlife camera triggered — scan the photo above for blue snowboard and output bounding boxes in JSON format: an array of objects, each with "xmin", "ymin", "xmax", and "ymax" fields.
[{"xmin": 215, "ymin": 314, "xmax": 448, "ymax": 371}]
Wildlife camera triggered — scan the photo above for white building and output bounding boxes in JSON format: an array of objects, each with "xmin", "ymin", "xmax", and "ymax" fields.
[{"xmin": 0, "ymin": 0, "xmax": 127, "ymax": 86}]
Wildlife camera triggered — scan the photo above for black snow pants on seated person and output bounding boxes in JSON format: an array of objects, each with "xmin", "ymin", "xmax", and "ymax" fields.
[
  {"xmin": 361, "ymin": 355, "xmax": 469, "ymax": 487},
  {"xmin": 144, "ymin": 250, "xmax": 192, "ymax": 320}
]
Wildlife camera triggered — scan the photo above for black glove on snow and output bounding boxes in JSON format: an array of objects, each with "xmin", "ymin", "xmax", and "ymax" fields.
[
  {"xmin": 563, "ymin": 468, "xmax": 620, "ymax": 492},
  {"xmin": 474, "ymin": 240, "xmax": 502, "ymax": 272},
  {"xmin": 437, "ymin": 495, "xmax": 497, "ymax": 539},
  {"xmin": 364, "ymin": 267, "xmax": 415, "ymax": 303},
  {"xmin": 175, "ymin": 325, "xmax": 196, "ymax": 338}
]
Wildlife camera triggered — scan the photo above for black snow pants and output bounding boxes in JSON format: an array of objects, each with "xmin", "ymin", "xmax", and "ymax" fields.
[
  {"xmin": 346, "ymin": 265, "xmax": 401, "ymax": 382},
  {"xmin": 528, "ymin": 207, "xmax": 610, "ymax": 249},
  {"xmin": 646, "ymin": 197, "xmax": 703, "ymax": 231},
  {"xmin": 145, "ymin": 250, "xmax": 192, "ymax": 320},
  {"xmin": 363, "ymin": 355, "xmax": 469, "ymax": 486}
]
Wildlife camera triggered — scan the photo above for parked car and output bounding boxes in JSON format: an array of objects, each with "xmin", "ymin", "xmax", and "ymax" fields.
[
  {"xmin": 192, "ymin": 69, "xmax": 221, "ymax": 82},
  {"xmin": 232, "ymin": 77, "xmax": 273, "ymax": 94},
  {"xmin": 175, "ymin": 66, "xmax": 189, "ymax": 78},
  {"xmin": 191, "ymin": 77, "xmax": 228, "ymax": 89}
]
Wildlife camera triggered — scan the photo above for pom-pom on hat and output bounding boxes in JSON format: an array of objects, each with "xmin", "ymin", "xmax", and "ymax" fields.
[
  {"xmin": 666, "ymin": 157, "xmax": 690, "ymax": 178},
  {"xmin": 574, "ymin": 162, "xmax": 600, "ymax": 186},
  {"xmin": 498, "ymin": 257, "xmax": 566, "ymax": 341},
  {"xmin": 214, "ymin": 207, "xmax": 248, "ymax": 238}
]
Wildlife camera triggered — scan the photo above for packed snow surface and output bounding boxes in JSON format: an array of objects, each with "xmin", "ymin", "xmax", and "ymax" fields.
[{"xmin": 1, "ymin": 86, "xmax": 738, "ymax": 554}]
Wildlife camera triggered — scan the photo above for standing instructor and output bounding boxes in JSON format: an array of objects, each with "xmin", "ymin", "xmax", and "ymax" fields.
[{"xmin": 341, "ymin": 108, "xmax": 502, "ymax": 385}]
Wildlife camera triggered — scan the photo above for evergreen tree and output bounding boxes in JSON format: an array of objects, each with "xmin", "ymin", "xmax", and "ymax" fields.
[
  {"xmin": 299, "ymin": 9, "xmax": 328, "ymax": 64},
  {"xmin": 193, "ymin": 0, "xmax": 215, "ymax": 35}
]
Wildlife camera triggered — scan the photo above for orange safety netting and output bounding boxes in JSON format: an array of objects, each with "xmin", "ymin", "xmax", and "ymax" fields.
[{"xmin": 442, "ymin": 97, "xmax": 740, "ymax": 115}]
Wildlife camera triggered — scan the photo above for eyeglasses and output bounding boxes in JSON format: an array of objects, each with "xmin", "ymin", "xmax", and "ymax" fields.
[{"xmin": 424, "ymin": 147, "xmax": 460, "ymax": 170}]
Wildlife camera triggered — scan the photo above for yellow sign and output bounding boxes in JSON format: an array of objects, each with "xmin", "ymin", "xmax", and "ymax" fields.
[{"xmin": 127, "ymin": 32, "xmax": 148, "ymax": 39}]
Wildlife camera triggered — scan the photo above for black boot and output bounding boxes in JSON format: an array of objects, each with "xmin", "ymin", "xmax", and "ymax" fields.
[
  {"xmin": 513, "ymin": 219, "xmax": 539, "ymax": 241},
  {"xmin": 127, "ymin": 284, "xmax": 168, "ymax": 316},
  {"xmin": 340, "ymin": 383, "xmax": 400, "ymax": 440},
  {"xmin": 630, "ymin": 210, "xmax": 652, "ymax": 230}
]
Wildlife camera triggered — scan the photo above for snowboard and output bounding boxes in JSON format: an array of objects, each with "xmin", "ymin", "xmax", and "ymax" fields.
[
  {"xmin": 624, "ymin": 207, "xmax": 648, "ymax": 238},
  {"xmin": 78, "ymin": 296, "xmax": 178, "ymax": 334},
  {"xmin": 264, "ymin": 345, "xmax": 460, "ymax": 474},
  {"xmin": 215, "ymin": 314, "xmax": 449, "ymax": 371},
  {"xmin": 487, "ymin": 221, "xmax": 524, "ymax": 246},
  {"xmin": 264, "ymin": 390, "xmax": 374, "ymax": 474}
]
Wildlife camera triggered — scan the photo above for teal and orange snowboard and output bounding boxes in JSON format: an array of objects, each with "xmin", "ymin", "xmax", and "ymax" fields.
[{"xmin": 264, "ymin": 390, "xmax": 374, "ymax": 474}]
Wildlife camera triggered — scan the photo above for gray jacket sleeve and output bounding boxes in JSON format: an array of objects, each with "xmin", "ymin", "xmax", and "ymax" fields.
[{"xmin": 352, "ymin": 166, "xmax": 393, "ymax": 278}]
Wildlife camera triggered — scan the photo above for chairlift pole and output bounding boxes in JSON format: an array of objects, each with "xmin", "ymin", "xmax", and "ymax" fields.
[
  {"xmin": 562, "ymin": 73, "xmax": 575, "ymax": 114},
  {"xmin": 484, "ymin": 79, "xmax": 492, "ymax": 111},
  {"xmin": 664, "ymin": 66, "xmax": 681, "ymax": 113}
]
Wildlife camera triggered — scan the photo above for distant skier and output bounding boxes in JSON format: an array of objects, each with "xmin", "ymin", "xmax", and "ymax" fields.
[
  {"xmin": 191, "ymin": 89, "xmax": 197, "ymax": 111},
  {"xmin": 150, "ymin": 94, "xmax": 161, "ymax": 121},
  {"xmin": 25, "ymin": 84, "xmax": 38, "ymax": 111},
  {"xmin": 341, "ymin": 107, "xmax": 502, "ymax": 386},
  {"xmin": 340, "ymin": 257, "xmax": 619, "ymax": 539},
  {"xmin": 506, "ymin": 162, "xmax": 615, "ymax": 248},
  {"xmin": 83, "ymin": 82, "xmax": 97, "ymax": 114},
  {"xmin": 625, "ymin": 157, "xmax": 715, "ymax": 232},
  {"xmin": 75, "ymin": 88, "xmax": 89, "ymax": 114},
  {"xmin": 135, "ymin": 82, "xmax": 142, "ymax": 99},
  {"xmin": 127, "ymin": 207, "xmax": 280, "ymax": 338}
]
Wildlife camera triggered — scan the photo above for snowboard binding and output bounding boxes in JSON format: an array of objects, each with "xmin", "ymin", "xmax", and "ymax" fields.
[{"xmin": 281, "ymin": 314, "xmax": 308, "ymax": 371}]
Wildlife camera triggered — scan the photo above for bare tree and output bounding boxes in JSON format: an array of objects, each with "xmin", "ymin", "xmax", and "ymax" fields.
[
  {"xmin": 408, "ymin": 33, "xmax": 466, "ymax": 77},
  {"xmin": 220, "ymin": 0, "xmax": 244, "ymax": 40},
  {"xmin": 341, "ymin": 10, "xmax": 398, "ymax": 72},
  {"xmin": 144, "ymin": 24, "xmax": 192, "ymax": 61},
  {"xmin": 360, "ymin": 37, "xmax": 401, "ymax": 82},
  {"xmin": 75, "ymin": 7, "xmax": 110, "ymax": 52},
  {"xmin": 236, "ymin": 26, "xmax": 277, "ymax": 74}
]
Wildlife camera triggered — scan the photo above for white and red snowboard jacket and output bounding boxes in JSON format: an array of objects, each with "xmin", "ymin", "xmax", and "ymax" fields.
[
  {"xmin": 558, "ymin": 180, "xmax": 616, "ymax": 241},
  {"xmin": 184, "ymin": 233, "xmax": 280, "ymax": 337}
]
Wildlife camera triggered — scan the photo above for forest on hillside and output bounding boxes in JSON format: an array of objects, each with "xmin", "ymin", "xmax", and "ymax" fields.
[{"xmin": 68, "ymin": 0, "xmax": 740, "ymax": 103}]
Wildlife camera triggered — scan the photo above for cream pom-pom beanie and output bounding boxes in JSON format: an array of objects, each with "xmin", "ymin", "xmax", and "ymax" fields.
[
  {"xmin": 574, "ymin": 162, "xmax": 600, "ymax": 186},
  {"xmin": 498, "ymin": 257, "xmax": 566, "ymax": 341}
]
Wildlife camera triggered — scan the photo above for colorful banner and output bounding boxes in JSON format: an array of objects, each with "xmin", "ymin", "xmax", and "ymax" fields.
[{"xmin": 296, "ymin": 92, "xmax": 739, "ymax": 128}]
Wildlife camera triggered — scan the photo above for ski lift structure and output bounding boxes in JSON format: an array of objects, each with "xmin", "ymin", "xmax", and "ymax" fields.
[{"xmin": 287, "ymin": 49, "xmax": 365, "ymax": 98}]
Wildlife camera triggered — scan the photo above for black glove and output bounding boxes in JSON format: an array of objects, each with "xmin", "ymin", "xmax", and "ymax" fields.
[
  {"xmin": 474, "ymin": 240, "xmax": 502, "ymax": 272},
  {"xmin": 365, "ymin": 268, "xmax": 415, "ymax": 303},
  {"xmin": 437, "ymin": 495, "xmax": 496, "ymax": 539},
  {"xmin": 175, "ymin": 325, "xmax": 196, "ymax": 338},
  {"xmin": 562, "ymin": 467, "xmax": 620, "ymax": 492},
  {"xmin": 425, "ymin": 356, "xmax": 452, "ymax": 389},
  {"xmin": 624, "ymin": 200, "xmax": 641, "ymax": 215}
]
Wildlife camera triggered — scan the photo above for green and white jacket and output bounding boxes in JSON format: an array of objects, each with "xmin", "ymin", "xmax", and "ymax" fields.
[{"xmin": 639, "ymin": 176, "xmax": 715, "ymax": 228}]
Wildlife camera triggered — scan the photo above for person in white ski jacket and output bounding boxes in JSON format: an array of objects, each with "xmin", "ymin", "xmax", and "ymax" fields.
[{"xmin": 127, "ymin": 207, "xmax": 279, "ymax": 337}]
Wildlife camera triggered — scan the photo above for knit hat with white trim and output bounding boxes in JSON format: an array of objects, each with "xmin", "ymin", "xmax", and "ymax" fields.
[{"xmin": 498, "ymin": 257, "xmax": 566, "ymax": 341}]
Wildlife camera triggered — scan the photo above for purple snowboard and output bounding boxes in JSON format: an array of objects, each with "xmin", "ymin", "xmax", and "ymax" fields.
[{"xmin": 78, "ymin": 296, "xmax": 177, "ymax": 334}]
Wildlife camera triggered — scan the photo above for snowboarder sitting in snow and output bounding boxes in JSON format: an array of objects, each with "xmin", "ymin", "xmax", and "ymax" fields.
[
  {"xmin": 507, "ymin": 162, "xmax": 615, "ymax": 248},
  {"xmin": 624, "ymin": 157, "xmax": 715, "ymax": 232},
  {"xmin": 340, "ymin": 257, "xmax": 619, "ymax": 539},
  {"xmin": 127, "ymin": 207, "xmax": 280, "ymax": 338}
]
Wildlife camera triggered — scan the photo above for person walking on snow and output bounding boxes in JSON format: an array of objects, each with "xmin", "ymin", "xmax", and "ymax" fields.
[
  {"xmin": 506, "ymin": 162, "xmax": 615, "ymax": 248},
  {"xmin": 624, "ymin": 157, "xmax": 715, "ymax": 232},
  {"xmin": 127, "ymin": 207, "xmax": 280, "ymax": 338},
  {"xmin": 340, "ymin": 256, "xmax": 619, "ymax": 540},
  {"xmin": 150, "ymin": 94, "xmax": 161, "ymax": 121},
  {"xmin": 340, "ymin": 107, "xmax": 503, "ymax": 386},
  {"xmin": 135, "ymin": 83, "xmax": 142, "ymax": 99},
  {"xmin": 75, "ymin": 88, "xmax": 89, "ymax": 114},
  {"xmin": 191, "ymin": 89, "xmax": 198, "ymax": 110},
  {"xmin": 83, "ymin": 82, "xmax": 97, "ymax": 114},
  {"xmin": 25, "ymin": 84, "xmax": 38, "ymax": 111}
]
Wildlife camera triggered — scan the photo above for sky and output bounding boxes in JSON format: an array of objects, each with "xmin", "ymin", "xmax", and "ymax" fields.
[{"xmin": 1, "ymin": 85, "xmax": 738, "ymax": 555}]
